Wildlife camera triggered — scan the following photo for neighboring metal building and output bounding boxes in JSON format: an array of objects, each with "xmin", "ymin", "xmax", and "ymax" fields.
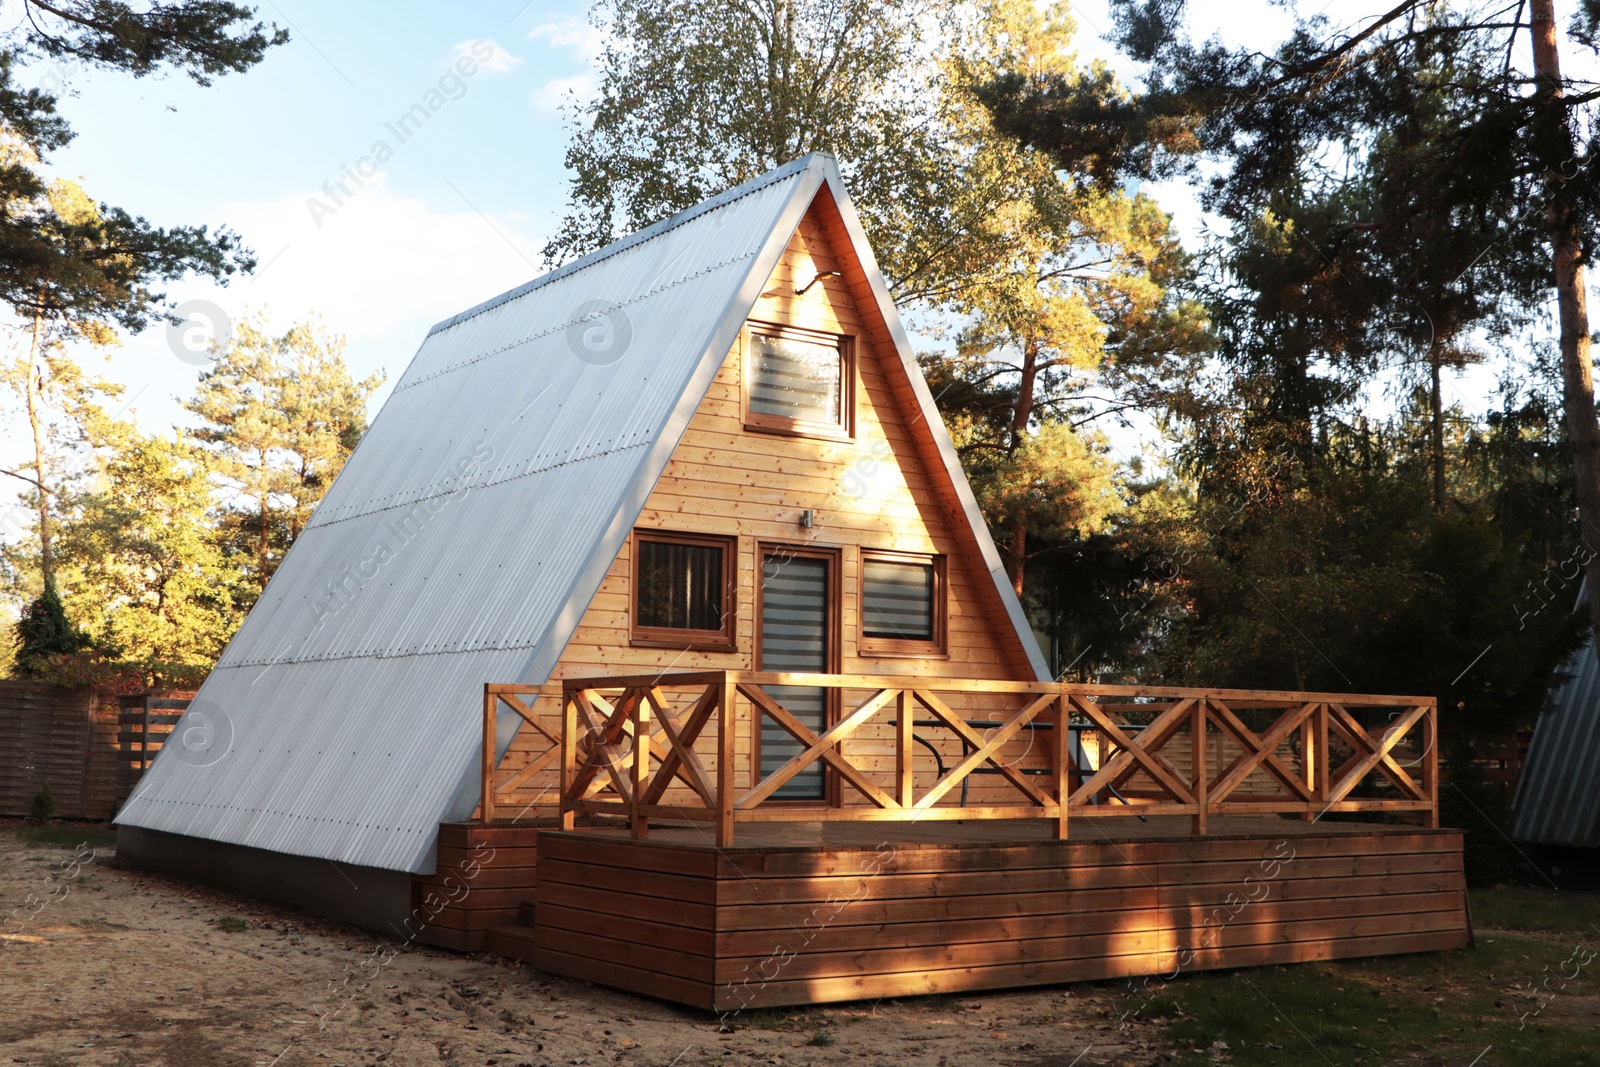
[
  {"xmin": 1513, "ymin": 624, "xmax": 1600, "ymax": 848},
  {"xmin": 113, "ymin": 154, "xmax": 1044, "ymax": 927}
]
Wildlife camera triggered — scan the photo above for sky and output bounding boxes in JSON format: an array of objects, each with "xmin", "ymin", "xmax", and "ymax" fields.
[
  {"xmin": 2, "ymin": 1, "xmax": 603, "ymax": 459},
  {"xmin": 0, "ymin": 0, "xmax": 1548, "ymax": 529}
]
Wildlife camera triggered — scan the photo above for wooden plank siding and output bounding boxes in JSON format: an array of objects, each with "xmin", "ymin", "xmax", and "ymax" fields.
[
  {"xmin": 499, "ymin": 819, "xmax": 1469, "ymax": 1011},
  {"xmin": 410, "ymin": 822, "xmax": 547, "ymax": 951},
  {"xmin": 490, "ymin": 195, "xmax": 1041, "ymax": 817}
]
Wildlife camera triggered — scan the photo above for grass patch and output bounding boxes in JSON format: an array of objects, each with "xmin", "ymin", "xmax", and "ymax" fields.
[
  {"xmin": 1138, "ymin": 993, "xmax": 1181, "ymax": 1019},
  {"xmin": 736, "ymin": 1006, "xmax": 831, "ymax": 1032},
  {"xmin": 18, "ymin": 824, "xmax": 116, "ymax": 850},
  {"xmin": 807, "ymin": 1030, "xmax": 832, "ymax": 1046},
  {"xmin": 215, "ymin": 915, "xmax": 249, "ymax": 933},
  {"xmin": 1113, "ymin": 886, "xmax": 1600, "ymax": 1067},
  {"xmin": 1469, "ymin": 886, "xmax": 1600, "ymax": 934}
]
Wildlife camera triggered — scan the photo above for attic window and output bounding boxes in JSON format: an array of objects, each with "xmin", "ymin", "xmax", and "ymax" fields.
[
  {"xmin": 859, "ymin": 550, "xmax": 946, "ymax": 657},
  {"xmin": 743, "ymin": 323, "xmax": 854, "ymax": 440},
  {"xmin": 631, "ymin": 530, "xmax": 737, "ymax": 651}
]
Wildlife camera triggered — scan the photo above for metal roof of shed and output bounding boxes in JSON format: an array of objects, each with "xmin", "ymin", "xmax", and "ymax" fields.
[
  {"xmin": 1513, "ymin": 625, "xmax": 1600, "ymax": 847},
  {"xmin": 115, "ymin": 153, "xmax": 1047, "ymax": 874}
]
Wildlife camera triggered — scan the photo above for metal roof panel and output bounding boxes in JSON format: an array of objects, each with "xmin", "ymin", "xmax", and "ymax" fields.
[{"xmin": 117, "ymin": 158, "xmax": 827, "ymax": 872}]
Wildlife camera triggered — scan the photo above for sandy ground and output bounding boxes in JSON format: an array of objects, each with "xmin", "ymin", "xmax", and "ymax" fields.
[{"xmin": 0, "ymin": 828, "xmax": 1176, "ymax": 1067}]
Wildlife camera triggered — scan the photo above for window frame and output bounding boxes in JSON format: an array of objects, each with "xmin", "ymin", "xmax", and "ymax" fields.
[
  {"xmin": 856, "ymin": 549, "xmax": 948, "ymax": 658},
  {"xmin": 741, "ymin": 321, "xmax": 857, "ymax": 442},
  {"xmin": 629, "ymin": 529, "xmax": 739, "ymax": 652}
]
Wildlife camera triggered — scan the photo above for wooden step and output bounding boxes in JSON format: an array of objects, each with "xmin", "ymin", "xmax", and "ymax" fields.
[{"xmin": 484, "ymin": 923, "xmax": 539, "ymax": 963}]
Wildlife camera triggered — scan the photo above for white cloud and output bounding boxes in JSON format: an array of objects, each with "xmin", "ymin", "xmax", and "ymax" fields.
[
  {"xmin": 208, "ymin": 175, "xmax": 542, "ymax": 342},
  {"xmin": 450, "ymin": 37, "xmax": 521, "ymax": 76},
  {"xmin": 531, "ymin": 73, "xmax": 598, "ymax": 114},
  {"xmin": 0, "ymin": 181, "xmax": 549, "ymax": 468},
  {"xmin": 526, "ymin": 16, "xmax": 604, "ymax": 114},
  {"xmin": 527, "ymin": 17, "xmax": 603, "ymax": 61}
]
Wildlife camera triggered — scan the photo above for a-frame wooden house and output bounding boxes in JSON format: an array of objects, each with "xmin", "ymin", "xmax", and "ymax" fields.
[{"xmin": 118, "ymin": 156, "xmax": 1469, "ymax": 1010}]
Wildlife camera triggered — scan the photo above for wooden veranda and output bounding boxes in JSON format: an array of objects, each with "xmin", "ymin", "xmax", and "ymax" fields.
[{"xmin": 407, "ymin": 672, "xmax": 1467, "ymax": 1010}]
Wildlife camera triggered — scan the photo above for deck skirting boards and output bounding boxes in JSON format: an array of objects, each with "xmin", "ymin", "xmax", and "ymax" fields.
[{"xmin": 467, "ymin": 819, "xmax": 1471, "ymax": 1011}]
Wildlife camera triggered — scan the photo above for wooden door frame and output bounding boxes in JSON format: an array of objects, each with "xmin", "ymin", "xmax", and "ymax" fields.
[{"xmin": 753, "ymin": 540, "xmax": 843, "ymax": 807}]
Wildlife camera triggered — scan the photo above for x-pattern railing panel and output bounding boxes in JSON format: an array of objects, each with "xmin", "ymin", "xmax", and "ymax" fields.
[
  {"xmin": 736, "ymin": 683, "xmax": 901, "ymax": 809},
  {"xmin": 1067, "ymin": 695, "xmax": 1197, "ymax": 806},
  {"xmin": 478, "ymin": 673, "xmax": 1440, "ymax": 845},
  {"xmin": 1206, "ymin": 699, "xmax": 1316, "ymax": 804},
  {"xmin": 1326, "ymin": 702, "xmax": 1430, "ymax": 803}
]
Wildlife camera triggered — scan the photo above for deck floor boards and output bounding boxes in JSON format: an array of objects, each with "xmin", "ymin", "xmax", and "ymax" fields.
[{"xmin": 541, "ymin": 813, "xmax": 1413, "ymax": 849}]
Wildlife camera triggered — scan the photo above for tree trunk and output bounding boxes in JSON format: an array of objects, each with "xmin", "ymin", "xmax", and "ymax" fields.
[
  {"xmin": 1006, "ymin": 332, "xmax": 1041, "ymax": 597},
  {"xmin": 258, "ymin": 482, "xmax": 271, "ymax": 590},
  {"xmin": 1007, "ymin": 518, "xmax": 1026, "ymax": 596},
  {"xmin": 1429, "ymin": 345, "xmax": 1446, "ymax": 511},
  {"xmin": 1531, "ymin": 0, "xmax": 1600, "ymax": 650},
  {"xmin": 24, "ymin": 307, "xmax": 53, "ymax": 591}
]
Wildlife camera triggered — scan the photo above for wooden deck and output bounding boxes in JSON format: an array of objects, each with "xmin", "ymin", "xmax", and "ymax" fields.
[
  {"xmin": 434, "ymin": 673, "xmax": 1464, "ymax": 1008},
  {"xmin": 424, "ymin": 815, "xmax": 1471, "ymax": 1010}
]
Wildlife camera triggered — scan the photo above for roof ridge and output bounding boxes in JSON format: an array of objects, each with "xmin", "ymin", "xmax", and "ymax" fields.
[{"xmin": 426, "ymin": 154, "xmax": 830, "ymax": 338}]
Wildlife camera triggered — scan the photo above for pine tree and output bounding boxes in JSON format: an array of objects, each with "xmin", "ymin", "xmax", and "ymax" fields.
[
  {"xmin": 184, "ymin": 313, "xmax": 381, "ymax": 593},
  {"xmin": 0, "ymin": 3, "xmax": 286, "ymax": 595},
  {"xmin": 13, "ymin": 584, "xmax": 89, "ymax": 676},
  {"xmin": 982, "ymin": 0, "xmax": 1600, "ymax": 651}
]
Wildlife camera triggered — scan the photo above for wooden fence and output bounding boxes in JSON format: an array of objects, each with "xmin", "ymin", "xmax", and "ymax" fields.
[
  {"xmin": 116, "ymin": 692, "xmax": 194, "ymax": 797},
  {"xmin": 0, "ymin": 683, "xmax": 193, "ymax": 819},
  {"xmin": 0, "ymin": 681, "xmax": 121, "ymax": 819}
]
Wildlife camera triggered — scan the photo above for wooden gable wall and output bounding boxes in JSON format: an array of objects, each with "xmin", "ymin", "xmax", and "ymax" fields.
[{"xmin": 493, "ymin": 192, "xmax": 1042, "ymax": 806}]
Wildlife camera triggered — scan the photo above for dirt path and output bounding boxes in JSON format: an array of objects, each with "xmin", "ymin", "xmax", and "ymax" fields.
[{"xmin": 0, "ymin": 828, "xmax": 1171, "ymax": 1067}]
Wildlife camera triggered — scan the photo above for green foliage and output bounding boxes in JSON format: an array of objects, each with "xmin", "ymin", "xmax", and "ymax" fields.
[
  {"xmin": 1442, "ymin": 773, "xmax": 1521, "ymax": 887},
  {"xmin": 56, "ymin": 425, "xmax": 248, "ymax": 683},
  {"xmin": 0, "ymin": 0, "xmax": 285, "ymax": 627},
  {"xmin": 215, "ymin": 914, "xmax": 249, "ymax": 932},
  {"xmin": 18, "ymin": 823, "xmax": 115, "ymax": 849},
  {"xmin": 16, "ymin": 2, "xmax": 288, "ymax": 85},
  {"xmin": 2, "ymin": 313, "xmax": 373, "ymax": 686},
  {"xmin": 0, "ymin": 155, "xmax": 254, "ymax": 334},
  {"xmin": 967, "ymin": 2, "xmax": 1591, "ymax": 785},
  {"xmin": 183, "ymin": 312, "xmax": 382, "ymax": 593},
  {"xmin": 544, "ymin": 0, "xmax": 948, "ymax": 295},
  {"xmin": 12, "ymin": 584, "xmax": 90, "ymax": 676},
  {"xmin": 1132, "ymin": 411, "xmax": 1584, "ymax": 751},
  {"xmin": 11, "ymin": 653, "xmax": 206, "ymax": 693},
  {"xmin": 1021, "ymin": 472, "xmax": 1192, "ymax": 679},
  {"xmin": 549, "ymin": 0, "xmax": 1212, "ymax": 607},
  {"xmin": 29, "ymin": 782, "xmax": 56, "ymax": 821}
]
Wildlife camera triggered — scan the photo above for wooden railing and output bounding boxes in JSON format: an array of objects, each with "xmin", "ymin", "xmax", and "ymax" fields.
[
  {"xmin": 479, "ymin": 672, "xmax": 1438, "ymax": 845},
  {"xmin": 480, "ymin": 684, "xmax": 561, "ymax": 823}
]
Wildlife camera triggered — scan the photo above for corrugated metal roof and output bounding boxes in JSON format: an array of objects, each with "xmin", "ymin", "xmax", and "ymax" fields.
[
  {"xmin": 1513, "ymin": 628, "xmax": 1600, "ymax": 847},
  {"xmin": 116, "ymin": 153, "xmax": 1049, "ymax": 874}
]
